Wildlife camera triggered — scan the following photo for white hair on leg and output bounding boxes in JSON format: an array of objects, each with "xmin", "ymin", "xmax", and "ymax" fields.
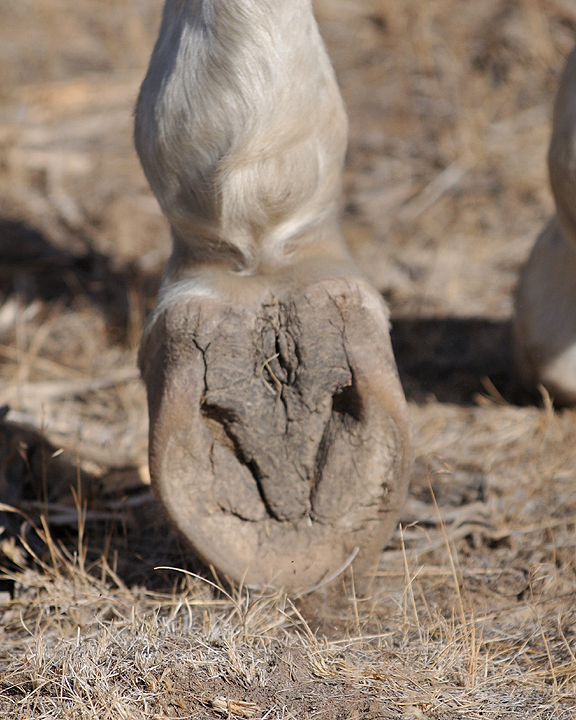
[{"xmin": 134, "ymin": 0, "xmax": 350, "ymax": 288}]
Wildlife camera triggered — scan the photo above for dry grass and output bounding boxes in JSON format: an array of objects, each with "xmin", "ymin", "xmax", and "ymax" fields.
[{"xmin": 1, "ymin": 0, "xmax": 576, "ymax": 717}]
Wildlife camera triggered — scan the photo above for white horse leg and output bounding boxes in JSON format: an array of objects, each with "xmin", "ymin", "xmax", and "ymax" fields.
[
  {"xmin": 135, "ymin": 0, "xmax": 411, "ymax": 591},
  {"xmin": 514, "ymin": 46, "xmax": 576, "ymax": 405}
]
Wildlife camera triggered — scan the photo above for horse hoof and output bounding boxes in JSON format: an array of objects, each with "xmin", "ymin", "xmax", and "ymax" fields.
[{"xmin": 140, "ymin": 277, "xmax": 411, "ymax": 592}]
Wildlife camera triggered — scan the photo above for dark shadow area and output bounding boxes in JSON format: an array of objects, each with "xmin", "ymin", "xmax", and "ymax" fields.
[
  {"xmin": 390, "ymin": 316, "xmax": 534, "ymax": 406},
  {"xmin": 0, "ymin": 219, "xmax": 161, "ymax": 342},
  {"xmin": 0, "ymin": 412, "xmax": 208, "ymax": 594}
]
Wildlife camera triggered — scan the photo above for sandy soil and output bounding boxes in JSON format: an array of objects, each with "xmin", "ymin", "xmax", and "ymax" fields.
[{"xmin": 1, "ymin": 1, "xmax": 576, "ymax": 718}]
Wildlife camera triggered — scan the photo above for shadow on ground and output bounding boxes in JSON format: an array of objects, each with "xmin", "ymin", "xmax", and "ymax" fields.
[
  {"xmin": 391, "ymin": 316, "xmax": 533, "ymax": 406},
  {"xmin": 0, "ymin": 410, "xmax": 203, "ymax": 591},
  {"xmin": 0, "ymin": 219, "xmax": 160, "ymax": 342}
]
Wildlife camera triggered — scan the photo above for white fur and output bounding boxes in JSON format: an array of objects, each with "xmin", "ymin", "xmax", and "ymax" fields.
[{"xmin": 135, "ymin": 0, "xmax": 351, "ymax": 305}]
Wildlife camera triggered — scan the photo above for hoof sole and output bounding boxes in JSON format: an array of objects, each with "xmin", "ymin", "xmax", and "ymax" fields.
[{"xmin": 141, "ymin": 278, "xmax": 411, "ymax": 591}]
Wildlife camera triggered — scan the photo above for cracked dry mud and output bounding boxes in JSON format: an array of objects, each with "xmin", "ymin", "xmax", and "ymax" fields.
[{"xmin": 140, "ymin": 277, "xmax": 411, "ymax": 591}]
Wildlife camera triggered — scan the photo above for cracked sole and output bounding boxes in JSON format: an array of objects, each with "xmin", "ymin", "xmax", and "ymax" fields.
[{"xmin": 140, "ymin": 276, "xmax": 412, "ymax": 591}]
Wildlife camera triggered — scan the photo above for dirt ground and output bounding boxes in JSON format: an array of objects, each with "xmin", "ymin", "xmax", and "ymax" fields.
[{"xmin": 1, "ymin": 0, "xmax": 576, "ymax": 717}]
